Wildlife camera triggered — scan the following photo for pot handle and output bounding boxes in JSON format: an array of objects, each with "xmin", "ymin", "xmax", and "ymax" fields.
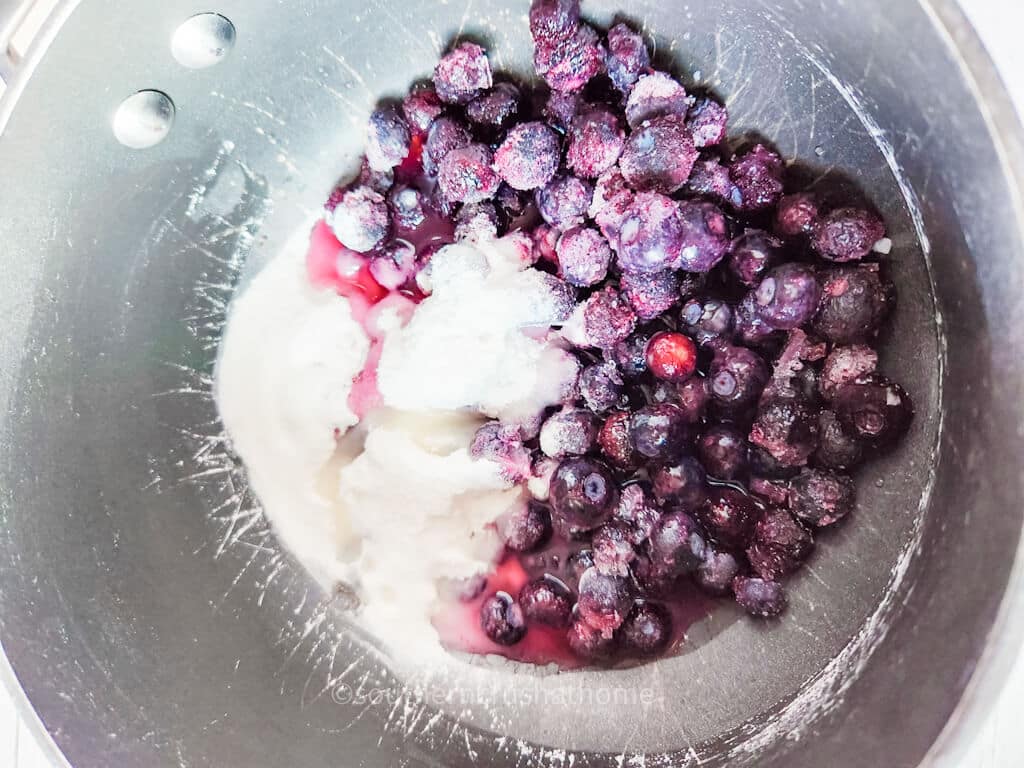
[{"xmin": 0, "ymin": 0, "xmax": 38, "ymax": 83}]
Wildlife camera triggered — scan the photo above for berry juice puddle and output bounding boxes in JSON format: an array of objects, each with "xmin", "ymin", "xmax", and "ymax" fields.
[{"xmin": 229, "ymin": 0, "xmax": 914, "ymax": 670}]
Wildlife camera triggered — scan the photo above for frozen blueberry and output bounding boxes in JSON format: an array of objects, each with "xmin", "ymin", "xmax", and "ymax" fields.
[
  {"xmin": 819, "ymin": 345, "xmax": 878, "ymax": 401},
  {"xmin": 568, "ymin": 617, "xmax": 617, "ymax": 660},
  {"xmin": 598, "ymin": 411, "xmax": 639, "ymax": 469},
  {"xmin": 480, "ymin": 592, "xmax": 527, "ymax": 645},
  {"xmin": 519, "ymin": 576, "xmax": 574, "ymax": 628},
  {"xmin": 729, "ymin": 144, "xmax": 784, "ymax": 213},
  {"xmin": 369, "ymin": 240, "xmax": 416, "ymax": 290},
  {"xmin": 540, "ymin": 407, "xmax": 599, "ymax": 458},
  {"xmin": 631, "ymin": 553, "xmax": 675, "ymax": 597},
  {"xmin": 834, "ymin": 374, "xmax": 913, "ymax": 447},
  {"xmin": 699, "ymin": 487, "xmax": 762, "ymax": 549},
  {"xmin": 589, "ymin": 167, "xmax": 635, "ymax": 242},
  {"xmin": 625, "ymin": 72, "xmax": 691, "ymax": 127},
  {"xmin": 812, "ymin": 207, "xmax": 886, "ymax": 262},
  {"xmin": 563, "ymin": 286, "xmax": 638, "ymax": 349},
  {"xmin": 615, "ymin": 484, "xmax": 663, "ymax": 543},
  {"xmin": 753, "ymin": 263, "xmax": 822, "ymax": 330},
  {"xmin": 402, "ymin": 85, "xmax": 443, "ymax": 136},
  {"xmin": 494, "ymin": 121, "xmax": 561, "ymax": 191},
  {"xmin": 814, "ymin": 266, "xmax": 892, "ymax": 344},
  {"xmin": 620, "ymin": 270, "xmax": 680, "ymax": 321},
  {"xmin": 365, "ymin": 106, "xmax": 411, "ymax": 172},
  {"xmin": 606, "ymin": 23, "xmax": 650, "ymax": 93},
  {"xmin": 698, "ymin": 425, "xmax": 749, "ymax": 480},
  {"xmin": 425, "ymin": 184, "xmax": 456, "ymax": 219},
  {"xmin": 686, "ymin": 158, "xmax": 740, "ymax": 205},
  {"xmin": 543, "ymin": 90, "xmax": 580, "ymax": 131},
  {"xmin": 749, "ymin": 477, "xmax": 790, "ymax": 506},
  {"xmin": 537, "ymin": 174, "xmax": 593, "ymax": 230},
  {"xmin": 466, "ymin": 82, "xmax": 521, "ymax": 128},
  {"xmin": 535, "ymin": 24, "xmax": 606, "ymax": 94},
  {"xmin": 646, "ymin": 332, "xmax": 698, "ymax": 383},
  {"xmin": 423, "ymin": 117, "xmax": 472, "ymax": 176},
  {"xmin": 387, "ymin": 185, "xmax": 427, "ymax": 232},
  {"xmin": 630, "ymin": 404, "xmax": 691, "ymax": 462},
  {"xmin": 814, "ymin": 410, "xmax": 864, "ymax": 470},
  {"xmin": 695, "ymin": 548, "xmax": 741, "ymax": 596},
  {"xmin": 729, "ymin": 230, "xmax": 781, "ymax": 287},
  {"xmin": 578, "ymin": 567, "xmax": 634, "ymax": 635},
  {"xmin": 538, "ymin": 273, "xmax": 579, "ymax": 322},
  {"xmin": 649, "ymin": 380, "xmax": 680, "ymax": 406},
  {"xmin": 772, "ymin": 328, "xmax": 828, "ymax": 382},
  {"xmin": 733, "ymin": 576, "xmax": 787, "ymax": 618},
  {"xmin": 471, "ymin": 421, "xmax": 534, "ymax": 483},
  {"xmin": 646, "ymin": 509, "xmax": 706, "ymax": 577},
  {"xmin": 620, "ymin": 602, "xmax": 673, "ymax": 656},
  {"xmin": 613, "ymin": 332, "xmax": 651, "ymax": 378},
  {"xmin": 557, "ymin": 226, "xmax": 612, "ymax": 286},
  {"xmin": 789, "ymin": 468, "xmax": 856, "ymax": 527},
  {"xmin": 734, "ymin": 293, "xmax": 783, "ymax": 347},
  {"xmin": 686, "ymin": 96, "xmax": 729, "ymax": 148},
  {"xmin": 529, "ymin": 0, "xmax": 580, "ymax": 45},
  {"xmin": 794, "ymin": 365, "xmax": 822, "ymax": 407},
  {"xmin": 580, "ymin": 361, "xmax": 624, "ymax": 413},
  {"xmin": 675, "ymin": 201, "xmax": 732, "ymax": 272},
  {"xmin": 495, "ymin": 184, "xmax": 529, "ymax": 220},
  {"xmin": 328, "ymin": 186, "xmax": 390, "ymax": 252},
  {"xmin": 550, "ymin": 457, "xmax": 619, "ymax": 531},
  {"xmin": 593, "ymin": 521, "xmax": 639, "ymax": 576},
  {"xmin": 746, "ymin": 508, "xmax": 813, "ymax": 580},
  {"xmin": 500, "ymin": 500, "xmax": 553, "ymax": 553},
  {"xmin": 567, "ymin": 549, "xmax": 596, "ymax": 586},
  {"xmin": 351, "ymin": 159, "xmax": 395, "ymax": 198},
  {"xmin": 775, "ymin": 193, "xmax": 819, "ymax": 238},
  {"xmin": 438, "ymin": 143, "xmax": 500, "ymax": 203},
  {"xmin": 455, "ymin": 201, "xmax": 500, "ymax": 243},
  {"xmin": 620, "ymin": 114, "xmax": 698, "ymax": 194},
  {"xmin": 676, "ymin": 376, "xmax": 711, "ymax": 424},
  {"xmin": 748, "ymin": 445, "xmax": 800, "ymax": 480},
  {"xmin": 434, "ymin": 42, "xmax": 493, "ymax": 105},
  {"xmin": 615, "ymin": 192, "xmax": 686, "ymax": 273},
  {"xmin": 709, "ymin": 344, "xmax": 770, "ymax": 413},
  {"xmin": 568, "ymin": 108, "xmax": 625, "ymax": 178},
  {"xmin": 681, "ymin": 296, "xmax": 734, "ymax": 346},
  {"xmin": 652, "ymin": 456, "xmax": 707, "ymax": 509},
  {"xmin": 749, "ymin": 392, "xmax": 820, "ymax": 467}
]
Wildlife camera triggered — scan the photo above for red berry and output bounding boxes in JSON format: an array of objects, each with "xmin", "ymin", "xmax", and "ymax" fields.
[
  {"xmin": 597, "ymin": 411, "xmax": 638, "ymax": 468},
  {"xmin": 645, "ymin": 332, "xmax": 698, "ymax": 382}
]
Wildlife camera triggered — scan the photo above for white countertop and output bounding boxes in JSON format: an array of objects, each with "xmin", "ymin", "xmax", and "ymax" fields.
[{"xmin": 0, "ymin": 0, "xmax": 1022, "ymax": 766}]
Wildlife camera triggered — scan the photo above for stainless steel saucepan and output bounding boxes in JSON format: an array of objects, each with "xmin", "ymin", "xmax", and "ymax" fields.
[{"xmin": 1, "ymin": 1, "xmax": 1022, "ymax": 766}]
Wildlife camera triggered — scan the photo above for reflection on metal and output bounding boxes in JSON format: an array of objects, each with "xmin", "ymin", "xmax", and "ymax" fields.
[{"xmin": 171, "ymin": 13, "xmax": 236, "ymax": 70}]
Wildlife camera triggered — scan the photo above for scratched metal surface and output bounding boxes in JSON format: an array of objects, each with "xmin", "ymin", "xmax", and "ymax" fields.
[{"xmin": 0, "ymin": 0, "xmax": 1022, "ymax": 767}]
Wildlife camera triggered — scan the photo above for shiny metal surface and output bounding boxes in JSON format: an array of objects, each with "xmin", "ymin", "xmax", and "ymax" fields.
[
  {"xmin": 170, "ymin": 13, "xmax": 235, "ymax": 70},
  {"xmin": 0, "ymin": 1, "xmax": 1022, "ymax": 767},
  {"xmin": 111, "ymin": 89, "xmax": 175, "ymax": 149}
]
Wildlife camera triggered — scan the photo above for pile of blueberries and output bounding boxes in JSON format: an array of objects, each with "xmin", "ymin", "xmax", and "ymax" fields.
[{"xmin": 325, "ymin": 0, "xmax": 914, "ymax": 664}]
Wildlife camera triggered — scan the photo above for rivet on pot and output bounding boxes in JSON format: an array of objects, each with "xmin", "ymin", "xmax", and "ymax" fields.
[
  {"xmin": 112, "ymin": 90, "xmax": 175, "ymax": 150},
  {"xmin": 171, "ymin": 13, "xmax": 236, "ymax": 69}
]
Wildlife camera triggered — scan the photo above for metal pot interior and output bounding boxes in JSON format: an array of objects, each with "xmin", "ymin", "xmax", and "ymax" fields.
[{"xmin": 0, "ymin": 1, "xmax": 1022, "ymax": 767}]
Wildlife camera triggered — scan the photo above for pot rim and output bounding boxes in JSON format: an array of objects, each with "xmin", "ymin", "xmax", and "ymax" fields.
[
  {"xmin": 0, "ymin": 0, "xmax": 1022, "ymax": 766},
  {"xmin": 910, "ymin": 0, "xmax": 1024, "ymax": 764}
]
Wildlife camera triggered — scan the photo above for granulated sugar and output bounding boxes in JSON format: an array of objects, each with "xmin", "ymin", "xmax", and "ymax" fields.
[{"xmin": 379, "ymin": 236, "xmax": 579, "ymax": 428}]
